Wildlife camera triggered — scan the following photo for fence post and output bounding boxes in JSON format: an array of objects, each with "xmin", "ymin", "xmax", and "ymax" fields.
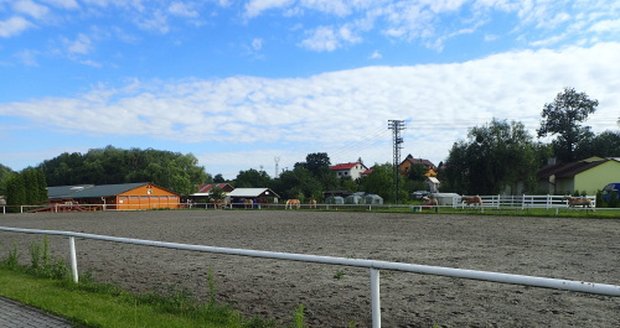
[
  {"xmin": 370, "ymin": 268, "xmax": 381, "ymax": 328},
  {"xmin": 69, "ymin": 237, "xmax": 79, "ymax": 283}
]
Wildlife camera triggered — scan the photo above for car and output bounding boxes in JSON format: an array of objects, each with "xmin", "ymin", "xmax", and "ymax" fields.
[
  {"xmin": 411, "ymin": 190, "xmax": 430, "ymax": 200},
  {"xmin": 602, "ymin": 182, "xmax": 620, "ymax": 202}
]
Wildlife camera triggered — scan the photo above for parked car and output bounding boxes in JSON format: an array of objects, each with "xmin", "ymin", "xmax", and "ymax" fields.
[
  {"xmin": 411, "ymin": 190, "xmax": 430, "ymax": 200},
  {"xmin": 602, "ymin": 182, "xmax": 620, "ymax": 202}
]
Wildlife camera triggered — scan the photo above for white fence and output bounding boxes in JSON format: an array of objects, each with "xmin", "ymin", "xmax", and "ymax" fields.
[
  {"xmin": 0, "ymin": 226, "xmax": 618, "ymax": 328},
  {"xmin": 0, "ymin": 194, "xmax": 602, "ymax": 214},
  {"xmin": 478, "ymin": 194, "xmax": 597, "ymax": 209}
]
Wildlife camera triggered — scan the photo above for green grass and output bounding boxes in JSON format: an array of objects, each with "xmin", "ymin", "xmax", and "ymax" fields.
[{"xmin": 0, "ymin": 267, "xmax": 274, "ymax": 328}]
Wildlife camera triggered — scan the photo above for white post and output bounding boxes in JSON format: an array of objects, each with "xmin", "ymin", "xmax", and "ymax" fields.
[
  {"xmin": 370, "ymin": 268, "xmax": 381, "ymax": 328},
  {"xmin": 69, "ymin": 237, "xmax": 79, "ymax": 283}
]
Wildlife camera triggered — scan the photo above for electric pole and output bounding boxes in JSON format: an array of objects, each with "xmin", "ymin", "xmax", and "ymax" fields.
[
  {"xmin": 388, "ymin": 120, "xmax": 405, "ymax": 204},
  {"xmin": 274, "ymin": 156, "xmax": 280, "ymax": 178}
]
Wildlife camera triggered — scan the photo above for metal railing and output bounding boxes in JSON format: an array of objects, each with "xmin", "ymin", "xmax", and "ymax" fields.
[{"xmin": 0, "ymin": 225, "xmax": 618, "ymax": 328}]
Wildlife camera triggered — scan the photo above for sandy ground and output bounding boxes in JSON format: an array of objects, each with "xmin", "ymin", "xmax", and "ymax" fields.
[{"xmin": 0, "ymin": 210, "xmax": 619, "ymax": 327}]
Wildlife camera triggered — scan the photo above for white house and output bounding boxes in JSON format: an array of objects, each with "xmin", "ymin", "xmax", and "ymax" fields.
[{"xmin": 329, "ymin": 161, "xmax": 369, "ymax": 180}]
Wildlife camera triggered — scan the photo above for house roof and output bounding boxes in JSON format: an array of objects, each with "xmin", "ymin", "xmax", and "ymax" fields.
[
  {"xmin": 196, "ymin": 183, "xmax": 234, "ymax": 193},
  {"xmin": 47, "ymin": 184, "xmax": 95, "ymax": 199},
  {"xmin": 537, "ymin": 158, "xmax": 615, "ymax": 179},
  {"xmin": 400, "ymin": 154, "xmax": 437, "ymax": 169},
  {"xmin": 329, "ymin": 162, "xmax": 366, "ymax": 171},
  {"xmin": 48, "ymin": 182, "xmax": 177, "ymax": 199},
  {"xmin": 227, "ymin": 188, "xmax": 280, "ymax": 198}
]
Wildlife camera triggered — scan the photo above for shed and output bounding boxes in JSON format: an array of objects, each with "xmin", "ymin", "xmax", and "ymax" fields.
[
  {"xmin": 47, "ymin": 182, "xmax": 180, "ymax": 211},
  {"xmin": 364, "ymin": 194, "xmax": 383, "ymax": 205},
  {"xmin": 344, "ymin": 194, "xmax": 363, "ymax": 204},
  {"xmin": 227, "ymin": 188, "xmax": 280, "ymax": 205},
  {"xmin": 325, "ymin": 196, "xmax": 345, "ymax": 204}
]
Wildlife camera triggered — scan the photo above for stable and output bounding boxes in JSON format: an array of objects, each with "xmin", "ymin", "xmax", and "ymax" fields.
[
  {"xmin": 227, "ymin": 188, "xmax": 280, "ymax": 205},
  {"xmin": 47, "ymin": 182, "xmax": 180, "ymax": 211}
]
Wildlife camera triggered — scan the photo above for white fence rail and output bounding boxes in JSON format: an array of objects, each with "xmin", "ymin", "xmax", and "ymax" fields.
[
  {"xmin": 0, "ymin": 194, "xmax": 603, "ymax": 215},
  {"xmin": 0, "ymin": 226, "xmax": 618, "ymax": 328}
]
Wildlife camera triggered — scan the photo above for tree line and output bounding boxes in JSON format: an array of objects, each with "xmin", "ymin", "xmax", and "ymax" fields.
[{"xmin": 1, "ymin": 87, "xmax": 618, "ymax": 206}]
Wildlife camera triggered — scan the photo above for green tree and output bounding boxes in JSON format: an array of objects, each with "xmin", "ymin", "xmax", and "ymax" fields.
[
  {"xmin": 304, "ymin": 153, "xmax": 331, "ymax": 176},
  {"xmin": 5, "ymin": 167, "xmax": 47, "ymax": 208},
  {"xmin": 234, "ymin": 169, "xmax": 271, "ymax": 188},
  {"xmin": 444, "ymin": 119, "xmax": 539, "ymax": 195},
  {"xmin": 213, "ymin": 174, "xmax": 226, "ymax": 183},
  {"xmin": 272, "ymin": 166, "xmax": 322, "ymax": 200},
  {"xmin": 537, "ymin": 88, "xmax": 599, "ymax": 162},
  {"xmin": 39, "ymin": 146, "xmax": 209, "ymax": 194},
  {"xmin": 358, "ymin": 163, "xmax": 405, "ymax": 203},
  {"xmin": 209, "ymin": 186, "xmax": 226, "ymax": 202},
  {"xmin": 575, "ymin": 130, "xmax": 620, "ymax": 159},
  {"xmin": 0, "ymin": 163, "xmax": 15, "ymax": 195}
]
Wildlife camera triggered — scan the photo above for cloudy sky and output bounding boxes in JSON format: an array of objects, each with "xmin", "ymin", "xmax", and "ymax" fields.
[{"xmin": 1, "ymin": 0, "xmax": 619, "ymax": 179}]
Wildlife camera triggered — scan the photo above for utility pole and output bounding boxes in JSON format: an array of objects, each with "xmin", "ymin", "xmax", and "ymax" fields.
[
  {"xmin": 388, "ymin": 120, "xmax": 405, "ymax": 204},
  {"xmin": 274, "ymin": 157, "xmax": 280, "ymax": 178}
]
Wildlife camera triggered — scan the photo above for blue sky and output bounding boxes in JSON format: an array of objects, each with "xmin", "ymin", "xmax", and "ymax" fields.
[{"xmin": 1, "ymin": 0, "xmax": 620, "ymax": 179}]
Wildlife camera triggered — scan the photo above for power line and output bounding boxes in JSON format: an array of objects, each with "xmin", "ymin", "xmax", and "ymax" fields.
[{"xmin": 388, "ymin": 119, "xmax": 405, "ymax": 204}]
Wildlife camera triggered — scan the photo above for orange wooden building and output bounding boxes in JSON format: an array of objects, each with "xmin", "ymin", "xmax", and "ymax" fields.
[{"xmin": 47, "ymin": 182, "xmax": 180, "ymax": 211}]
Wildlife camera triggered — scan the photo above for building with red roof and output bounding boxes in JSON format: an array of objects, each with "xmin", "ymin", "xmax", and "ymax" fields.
[{"xmin": 329, "ymin": 161, "xmax": 369, "ymax": 180}]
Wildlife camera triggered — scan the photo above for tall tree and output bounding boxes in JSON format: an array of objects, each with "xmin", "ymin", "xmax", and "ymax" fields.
[
  {"xmin": 0, "ymin": 163, "xmax": 15, "ymax": 195},
  {"xmin": 575, "ymin": 130, "xmax": 620, "ymax": 159},
  {"xmin": 6, "ymin": 167, "xmax": 47, "ymax": 208},
  {"xmin": 304, "ymin": 153, "xmax": 331, "ymax": 176},
  {"xmin": 234, "ymin": 169, "xmax": 271, "ymax": 188},
  {"xmin": 537, "ymin": 88, "xmax": 599, "ymax": 162},
  {"xmin": 444, "ymin": 119, "xmax": 539, "ymax": 195}
]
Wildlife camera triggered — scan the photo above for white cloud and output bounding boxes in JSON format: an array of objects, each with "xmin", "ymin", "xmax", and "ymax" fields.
[
  {"xmin": 369, "ymin": 50, "xmax": 382, "ymax": 60},
  {"xmin": 41, "ymin": 0, "xmax": 80, "ymax": 10},
  {"xmin": 251, "ymin": 37, "xmax": 263, "ymax": 50},
  {"xmin": 64, "ymin": 33, "xmax": 93, "ymax": 55},
  {"xmin": 300, "ymin": 24, "xmax": 361, "ymax": 51},
  {"xmin": 0, "ymin": 16, "xmax": 34, "ymax": 38},
  {"xmin": 15, "ymin": 49, "xmax": 39, "ymax": 66},
  {"xmin": 590, "ymin": 19, "xmax": 620, "ymax": 33},
  {"xmin": 1, "ymin": 42, "xmax": 619, "ymax": 175},
  {"xmin": 136, "ymin": 10, "xmax": 170, "ymax": 34},
  {"xmin": 168, "ymin": 1, "xmax": 199, "ymax": 18},
  {"xmin": 13, "ymin": 0, "xmax": 50, "ymax": 19},
  {"xmin": 245, "ymin": 0, "xmax": 293, "ymax": 18},
  {"xmin": 300, "ymin": 26, "xmax": 339, "ymax": 51}
]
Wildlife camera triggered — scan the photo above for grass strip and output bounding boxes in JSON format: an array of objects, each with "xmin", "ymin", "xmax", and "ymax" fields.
[{"xmin": 0, "ymin": 267, "xmax": 268, "ymax": 328}]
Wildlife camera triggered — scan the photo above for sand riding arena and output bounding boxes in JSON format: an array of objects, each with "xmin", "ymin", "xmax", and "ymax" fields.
[{"xmin": 1, "ymin": 210, "xmax": 619, "ymax": 327}]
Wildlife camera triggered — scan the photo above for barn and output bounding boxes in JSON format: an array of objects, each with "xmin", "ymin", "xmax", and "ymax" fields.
[{"xmin": 47, "ymin": 182, "xmax": 180, "ymax": 211}]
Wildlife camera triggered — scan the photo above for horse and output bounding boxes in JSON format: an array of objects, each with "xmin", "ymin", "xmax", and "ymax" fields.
[
  {"xmin": 421, "ymin": 196, "xmax": 438, "ymax": 207},
  {"xmin": 285, "ymin": 199, "xmax": 301, "ymax": 210},
  {"xmin": 462, "ymin": 195, "xmax": 482, "ymax": 206},
  {"xmin": 309, "ymin": 199, "xmax": 317, "ymax": 209},
  {"xmin": 565, "ymin": 196, "xmax": 592, "ymax": 208},
  {"xmin": 211, "ymin": 198, "xmax": 229, "ymax": 209},
  {"xmin": 243, "ymin": 198, "xmax": 254, "ymax": 209}
]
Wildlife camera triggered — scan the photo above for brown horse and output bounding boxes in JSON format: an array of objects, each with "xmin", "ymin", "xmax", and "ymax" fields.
[
  {"xmin": 243, "ymin": 198, "xmax": 254, "ymax": 209},
  {"xmin": 565, "ymin": 196, "xmax": 591, "ymax": 208},
  {"xmin": 462, "ymin": 195, "xmax": 482, "ymax": 206},
  {"xmin": 285, "ymin": 199, "xmax": 301, "ymax": 210}
]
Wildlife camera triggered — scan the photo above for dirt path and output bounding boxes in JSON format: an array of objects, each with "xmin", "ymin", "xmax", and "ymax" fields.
[{"xmin": 1, "ymin": 210, "xmax": 619, "ymax": 327}]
